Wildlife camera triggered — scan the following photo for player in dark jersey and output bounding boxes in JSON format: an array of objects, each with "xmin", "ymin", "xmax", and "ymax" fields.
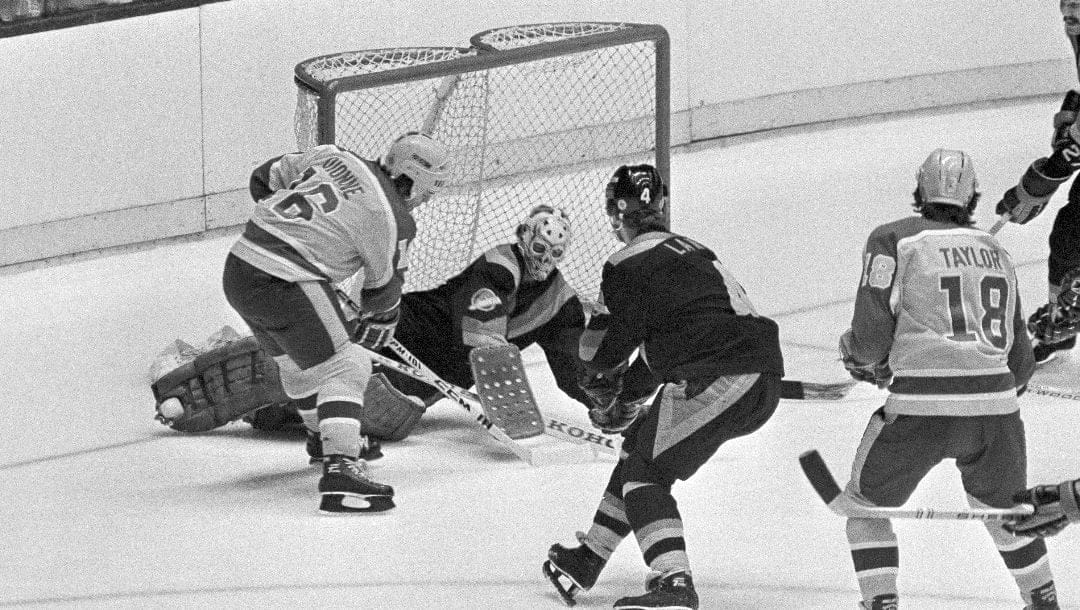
[
  {"xmin": 839, "ymin": 149, "xmax": 1058, "ymax": 610},
  {"xmin": 222, "ymin": 133, "xmax": 451, "ymax": 513},
  {"xmin": 1006, "ymin": 477, "xmax": 1080, "ymax": 538},
  {"xmin": 995, "ymin": 1, "xmax": 1080, "ymax": 365},
  {"xmin": 542, "ymin": 164, "xmax": 784, "ymax": 610}
]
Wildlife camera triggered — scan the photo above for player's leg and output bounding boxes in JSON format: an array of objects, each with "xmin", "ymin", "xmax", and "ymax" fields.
[
  {"xmin": 224, "ymin": 256, "xmax": 392, "ymax": 512},
  {"xmin": 955, "ymin": 414, "xmax": 1058, "ymax": 609},
  {"xmin": 544, "ymin": 459, "xmax": 631, "ymax": 605},
  {"xmin": 842, "ymin": 411, "xmax": 947, "ymax": 610},
  {"xmin": 1032, "ymin": 187, "xmax": 1080, "ymax": 363},
  {"xmin": 611, "ymin": 373, "xmax": 781, "ymax": 610}
]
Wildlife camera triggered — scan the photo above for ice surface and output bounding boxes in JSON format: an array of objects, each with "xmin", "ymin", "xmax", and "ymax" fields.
[{"xmin": 1, "ymin": 99, "xmax": 1078, "ymax": 608}]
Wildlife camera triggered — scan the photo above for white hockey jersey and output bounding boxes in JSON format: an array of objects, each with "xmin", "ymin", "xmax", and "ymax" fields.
[
  {"xmin": 843, "ymin": 215, "xmax": 1035, "ymax": 416},
  {"xmin": 229, "ymin": 144, "xmax": 415, "ymax": 315}
]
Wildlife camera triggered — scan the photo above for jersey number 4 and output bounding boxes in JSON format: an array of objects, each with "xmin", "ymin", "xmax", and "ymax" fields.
[
  {"xmin": 271, "ymin": 183, "xmax": 340, "ymax": 221},
  {"xmin": 939, "ymin": 275, "xmax": 1009, "ymax": 350}
]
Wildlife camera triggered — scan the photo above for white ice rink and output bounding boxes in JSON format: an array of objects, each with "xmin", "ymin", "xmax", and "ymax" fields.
[{"xmin": 2, "ymin": 99, "xmax": 1079, "ymax": 609}]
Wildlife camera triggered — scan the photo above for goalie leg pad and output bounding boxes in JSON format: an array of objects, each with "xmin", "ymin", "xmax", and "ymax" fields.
[
  {"xmin": 361, "ymin": 373, "xmax": 427, "ymax": 441},
  {"xmin": 469, "ymin": 344, "xmax": 544, "ymax": 439},
  {"xmin": 151, "ymin": 337, "xmax": 290, "ymax": 432}
]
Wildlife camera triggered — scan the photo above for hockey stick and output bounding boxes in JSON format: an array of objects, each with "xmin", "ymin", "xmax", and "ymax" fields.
[
  {"xmin": 987, "ymin": 211, "xmax": 1012, "ymax": 236},
  {"xmin": 1025, "ymin": 381, "xmax": 1080, "ymax": 402},
  {"xmin": 366, "ymin": 342, "xmax": 620, "ymax": 458},
  {"xmin": 798, "ymin": 449, "xmax": 1033, "ymax": 521}
]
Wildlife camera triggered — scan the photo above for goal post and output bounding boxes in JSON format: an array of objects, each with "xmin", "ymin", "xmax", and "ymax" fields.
[{"xmin": 293, "ymin": 22, "xmax": 670, "ymax": 305}]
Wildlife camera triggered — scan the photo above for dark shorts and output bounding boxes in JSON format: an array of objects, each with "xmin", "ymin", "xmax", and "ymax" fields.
[
  {"xmin": 622, "ymin": 372, "xmax": 782, "ymax": 485},
  {"xmin": 222, "ymin": 253, "xmax": 350, "ymax": 370},
  {"xmin": 847, "ymin": 409, "xmax": 1027, "ymax": 508}
]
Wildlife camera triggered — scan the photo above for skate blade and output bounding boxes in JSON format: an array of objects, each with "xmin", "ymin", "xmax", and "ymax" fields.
[
  {"xmin": 542, "ymin": 560, "xmax": 580, "ymax": 607},
  {"xmin": 318, "ymin": 492, "xmax": 395, "ymax": 513}
]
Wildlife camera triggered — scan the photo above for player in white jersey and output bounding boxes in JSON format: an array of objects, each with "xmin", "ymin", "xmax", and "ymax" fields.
[
  {"xmin": 837, "ymin": 149, "xmax": 1059, "ymax": 609},
  {"xmin": 221, "ymin": 133, "xmax": 451, "ymax": 513}
]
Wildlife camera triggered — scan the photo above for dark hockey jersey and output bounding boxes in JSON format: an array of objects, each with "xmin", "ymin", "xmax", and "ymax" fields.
[
  {"xmin": 230, "ymin": 144, "xmax": 415, "ymax": 315},
  {"xmin": 580, "ymin": 231, "xmax": 784, "ymax": 386},
  {"xmin": 418, "ymin": 243, "xmax": 583, "ymax": 348}
]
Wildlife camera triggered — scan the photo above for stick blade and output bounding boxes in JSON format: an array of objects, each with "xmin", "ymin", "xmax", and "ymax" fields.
[{"xmin": 799, "ymin": 449, "xmax": 843, "ymax": 505}]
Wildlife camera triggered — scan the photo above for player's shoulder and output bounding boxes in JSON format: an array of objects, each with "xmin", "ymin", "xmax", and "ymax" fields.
[
  {"xmin": 605, "ymin": 231, "xmax": 711, "ymax": 268},
  {"xmin": 475, "ymin": 243, "xmax": 523, "ymax": 288}
]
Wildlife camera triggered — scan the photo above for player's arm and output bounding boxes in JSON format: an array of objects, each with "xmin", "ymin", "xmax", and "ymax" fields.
[
  {"xmin": 1005, "ymin": 478, "xmax": 1080, "ymax": 538},
  {"xmin": 1008, "ymin": 288, "xmax": 1036, "ymax": 390},
  {"xmin": 354, "ymin": 186, "xmax": 405, "ymax": 350},
  {"xmin": 997, "ymin": 91, "xmax": 1080, "ymax": 224},
  {"xmin": 531, "ymin": 295, "xmax": 592, "ymax": 407},
  {"xmin": 454, "ymin": 250, "xmax": 517, "ymax": 348},
  {"xmin": 840, "ymin": 230, "xmax": 898, "ymax": 386}
]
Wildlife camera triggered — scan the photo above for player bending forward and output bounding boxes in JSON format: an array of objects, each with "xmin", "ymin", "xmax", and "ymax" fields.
[
  {"xmin": 994, "ymin": 1, "xmax": 1080, "ymax": 365},
  {"xmin": 1007, "ymin": 478, "xmax": 1080, "ymax": 538},
  {"xmin": 543, "ymin": 165, "xmax": 784, "ymax": 610},
  {"xmin": 838, "ymin": 149, "xmax": 1059, "ymax": 609},
  {"xmin": 222, "ymin": 133, "xmax": 450, "ymax": 514},
  {"xmin": 249, "ymin": 204, "xmax": 655, "ymax": 440}
]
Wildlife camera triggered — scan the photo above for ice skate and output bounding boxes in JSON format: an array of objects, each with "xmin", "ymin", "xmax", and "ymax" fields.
[
  {"xmin": 542, "ymin": 531, "xmax": 606, "ymax": 606},
  {"xmin": 1024, "ymin": 581, "xmax": 1060, "ymax": 610},
  {"xmin": 613, "ymin": 571, "xmax": 698, "ymax": 610},
  {"xmin": 306, "ymin": 430, "xmax": 382, "ymax": 464},
  {"xmin": 318, "ymin": 454, "xmax": 394, "ymax": 513},
  {"xmin": 858, "ymin": 593, "xmax": 898, "ymax": 610}
]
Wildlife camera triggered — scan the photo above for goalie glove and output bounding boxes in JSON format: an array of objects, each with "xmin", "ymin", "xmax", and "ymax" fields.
[
  {"xmin": 1004, "ymin": 479, "xmax": 1080, "ymax": 538},
  {"xmin": 151, "ymin": 336, "xmax": 291, "ymax": 432},
  {"xmin": 354, "ymin": 306, "xmax": 400, "ymax": 350}
]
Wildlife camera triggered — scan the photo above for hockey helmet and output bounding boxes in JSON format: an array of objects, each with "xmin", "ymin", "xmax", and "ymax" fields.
[
  {"xmin": 604, "ymin": 164, "xmax": 667, "ymax": 230},
  {"xmin": 916, "ymin": 148, "xmax": 978, "ymax": 208},
  {"xmin": 384, "ymin": 132, "xmax": 452, "ymax": 208},
  {"xmin": 516, "ymin": 204, "xmax": 572, "ymax": 281}
]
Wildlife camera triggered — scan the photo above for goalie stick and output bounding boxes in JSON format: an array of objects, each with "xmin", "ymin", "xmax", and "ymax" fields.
[
  {"xmin": 361, "ymin": 342, "xmax": 620, "ymax": 459},
  {"xmin": 798, "ymin": 449, "xmax": 1033, "ymax": 521}
]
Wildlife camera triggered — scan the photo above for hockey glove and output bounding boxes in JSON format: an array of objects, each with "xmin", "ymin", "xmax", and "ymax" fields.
[
  {"xmin": 1056, "ymin": 266, "xmax": 1080, "ymax": 311},
  {"xmin": 355, "ymin": 307, "xmax": 400, "ymax": 350},
  {"xmin": 1028, "ymin": 302, "xmax": 1080, "ymax": 345},
  {"xmin": 839, "ymin": 332, "xmax": 892, "ymax": 388},
  {"xmin": 579, "ymin": 368, "xmax": 625, "ymax": 414},
  {"xmin": 1005, "ymin": 479, "xmax": 1080, "ymax": 538},
  {"xmin": 589, "ymin": 397, "xmax": 647, "ymax": 434}
]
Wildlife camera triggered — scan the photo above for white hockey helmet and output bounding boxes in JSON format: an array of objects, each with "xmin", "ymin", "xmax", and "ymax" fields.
[
  {"xmin": 383, "ymin": 132, "xmax": 452, "ymax": 208},
  {"xmin": 516, "ymin": 204, "xmax": 572, "ymax": 281},
  {"xmin": 916, "ymin": 148, "xmax": 978, "ymax": 208}
]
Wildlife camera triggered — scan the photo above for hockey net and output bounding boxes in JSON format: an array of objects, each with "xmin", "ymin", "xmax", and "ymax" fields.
[{"xmin": 293, "ymin": 22, "xmax": 670, "ymax": 306}]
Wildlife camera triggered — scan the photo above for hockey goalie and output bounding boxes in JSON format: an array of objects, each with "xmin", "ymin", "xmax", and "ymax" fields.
[{"xmin": 149, "ymin": 206, "xmax": 656, "ymax": 446}]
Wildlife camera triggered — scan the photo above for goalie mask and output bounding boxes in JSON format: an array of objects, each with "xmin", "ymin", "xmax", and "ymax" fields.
[
  {"xmin": 516, "ymin": 205, "xmax": 572, "ymax": 281},
  {"xmin": 384, "ymin": 132, "xmax": 452, "ymax": 209},
  {"xmin": 916, "ymin": 148, "xmax": 978, "ymax": 208},
  {"xmin": 605, "ymin": 164, "xmax": 667, "ymax": 234}
]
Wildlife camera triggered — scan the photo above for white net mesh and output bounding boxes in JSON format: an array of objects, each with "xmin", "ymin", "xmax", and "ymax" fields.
[{"xmin": 294, "ymin": 23, "xmax": 665, "ymax": 305}]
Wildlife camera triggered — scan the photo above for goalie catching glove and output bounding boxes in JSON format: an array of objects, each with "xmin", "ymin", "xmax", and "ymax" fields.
[{"xmin": 151, "ymin": 336, "xmax": 291, "ymax": 432}]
